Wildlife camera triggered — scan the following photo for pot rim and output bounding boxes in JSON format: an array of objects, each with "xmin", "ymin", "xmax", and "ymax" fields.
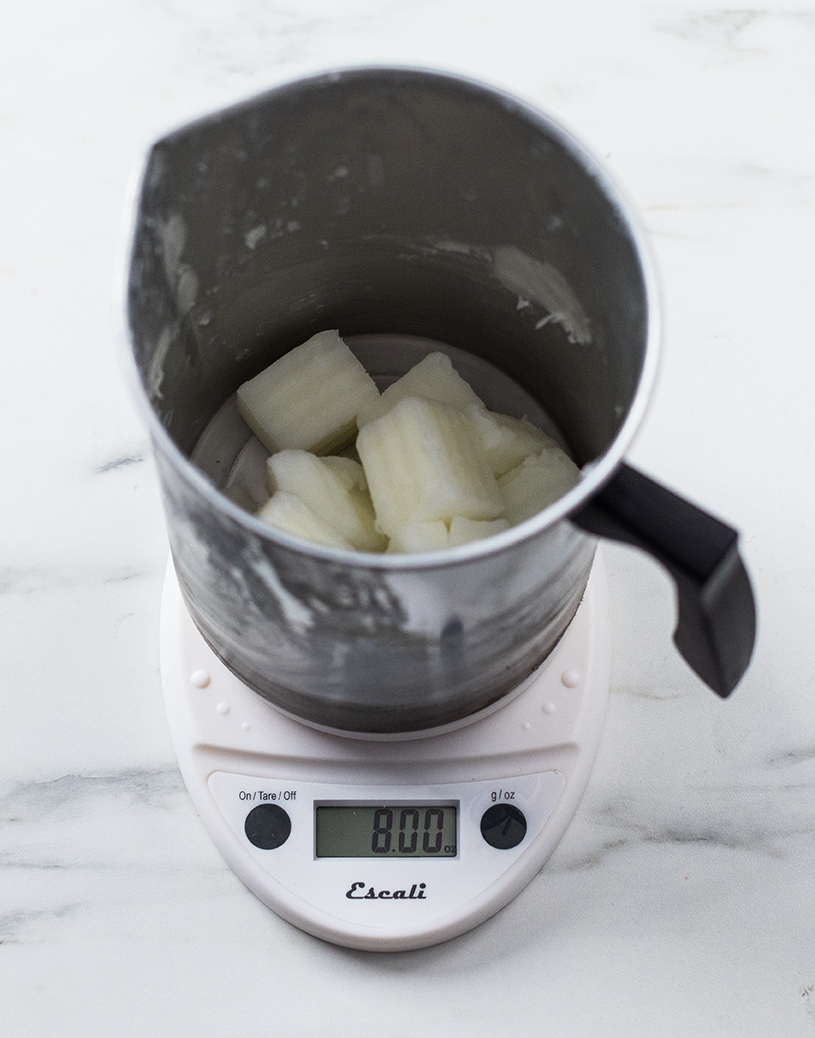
[{"xmin": 117, "ymin": 64, "xmax": 663, "ymax": 571}]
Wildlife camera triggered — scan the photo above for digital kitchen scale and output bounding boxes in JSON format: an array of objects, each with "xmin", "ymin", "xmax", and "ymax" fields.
[{"xmin": 160, "ymin": 552, "xmax": 611, "ymax": 952}]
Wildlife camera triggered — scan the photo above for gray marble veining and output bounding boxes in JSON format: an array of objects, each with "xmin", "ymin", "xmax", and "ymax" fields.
[{"xmin": 2, "ymin": 0, "xmax": 815, "ymax": 1034}]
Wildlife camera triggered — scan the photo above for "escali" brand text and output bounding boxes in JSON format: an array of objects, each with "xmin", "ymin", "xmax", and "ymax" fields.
[{"xmin": 345, "ymin": 882, "xmax": 427, "ymax": 900}]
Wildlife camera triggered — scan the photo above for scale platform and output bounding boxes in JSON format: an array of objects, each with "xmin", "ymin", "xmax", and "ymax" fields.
[{"xmin": 160, "ymin": 553, "xmax": 611, "ymax": 952}]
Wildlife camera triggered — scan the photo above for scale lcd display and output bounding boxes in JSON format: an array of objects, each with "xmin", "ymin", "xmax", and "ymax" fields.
[{"xmin": 315, "ymin": 803, "xmax": 457, "ymax": 858}]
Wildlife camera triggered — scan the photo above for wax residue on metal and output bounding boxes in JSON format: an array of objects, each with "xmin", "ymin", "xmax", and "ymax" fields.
[
  {"xmin": 493, "ymin": 246, "xmax": 592, "ymax": 346},
  {"xmin": 158, "ymin": 213, "xmax": 199, "ymax": 317}
]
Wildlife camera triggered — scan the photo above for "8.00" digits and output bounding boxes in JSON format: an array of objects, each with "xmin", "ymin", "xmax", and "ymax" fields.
[{"xmin": 371, "ymin": 808, "xmax": 447, "ymax": 854}]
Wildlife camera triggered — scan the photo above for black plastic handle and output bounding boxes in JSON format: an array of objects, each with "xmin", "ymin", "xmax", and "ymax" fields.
[{"xmin": 571, "ymin": 462, "xmax": 756, "ymax": 697}]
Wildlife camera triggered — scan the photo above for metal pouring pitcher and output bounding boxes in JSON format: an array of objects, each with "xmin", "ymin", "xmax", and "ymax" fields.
[{"xmin": 124, "ymin": 67, "xmax": 756, "ymax": 733}]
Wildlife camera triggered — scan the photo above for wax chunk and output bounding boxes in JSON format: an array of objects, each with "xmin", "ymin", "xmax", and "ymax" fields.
[
  {"xmin": 448, "ymin": 515, "xmax": 510, "ymax": 547},
  {"xmin": 237, "ymin": 329, "xmax": 379, "ymax": 454},
  {"xmin": 467, "ymin": 405, "xmax": 560, "ymax": 477},
  {"xmin": 357, "ymin": 351, "xmax": 484, "ymax": 428},
  {"xmin": 356, "ymin": 396, "xmax": 504, "ymax": 537},
  {"xmin": 498, "ymin": 447, "xmax": 581, "ymax": 525},
  {"xmin": 387, "ymin": 521, "xmax": 450, "ymax": 554},
  {"xmin": 255, "ymin": 491, "xmax": 354, "ymax": 549},
  {"xmin": 266, "ymin": 450, "xmax": 386, "ymax": 552}
]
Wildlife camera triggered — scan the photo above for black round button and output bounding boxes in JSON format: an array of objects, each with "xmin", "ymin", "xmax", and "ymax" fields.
[
  {"xmin": 480, "ymin": 803, "xmax": 527, "ymax": 849},
  {"xmin": 244, "ymin": 804, "xmax": 292, "ymax": 849}
]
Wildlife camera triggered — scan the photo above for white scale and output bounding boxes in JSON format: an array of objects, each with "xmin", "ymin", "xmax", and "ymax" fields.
[{"xmin": 160, "ymin": 552, "xmax": 611, "ymax": 952}]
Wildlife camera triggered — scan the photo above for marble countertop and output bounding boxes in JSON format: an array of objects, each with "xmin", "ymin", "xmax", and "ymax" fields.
[{"xmin": 2, "ymin": 1, "xmax": 814, "ymax": 1035}]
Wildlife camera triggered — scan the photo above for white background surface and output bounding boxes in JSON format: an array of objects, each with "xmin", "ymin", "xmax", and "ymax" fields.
[{"xmin": 2, "ymin": 2, "xmax": 814, "ymax": 1035}]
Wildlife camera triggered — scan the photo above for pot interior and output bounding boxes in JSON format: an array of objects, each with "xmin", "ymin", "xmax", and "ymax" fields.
[{"xmin": 128, "ymin": 69, "xmax": 650, "ymax": 478}]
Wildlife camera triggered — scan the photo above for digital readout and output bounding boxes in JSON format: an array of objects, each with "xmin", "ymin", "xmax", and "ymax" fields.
[{"xmin": 315, "ymin": 804, "xmax": 457, "ymax": 858}]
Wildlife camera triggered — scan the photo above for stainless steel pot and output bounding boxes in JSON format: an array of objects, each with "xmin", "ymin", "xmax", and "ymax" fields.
[{"xmin": 124, "ymin": 67, "xmax": 756, "ymax": 733}]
